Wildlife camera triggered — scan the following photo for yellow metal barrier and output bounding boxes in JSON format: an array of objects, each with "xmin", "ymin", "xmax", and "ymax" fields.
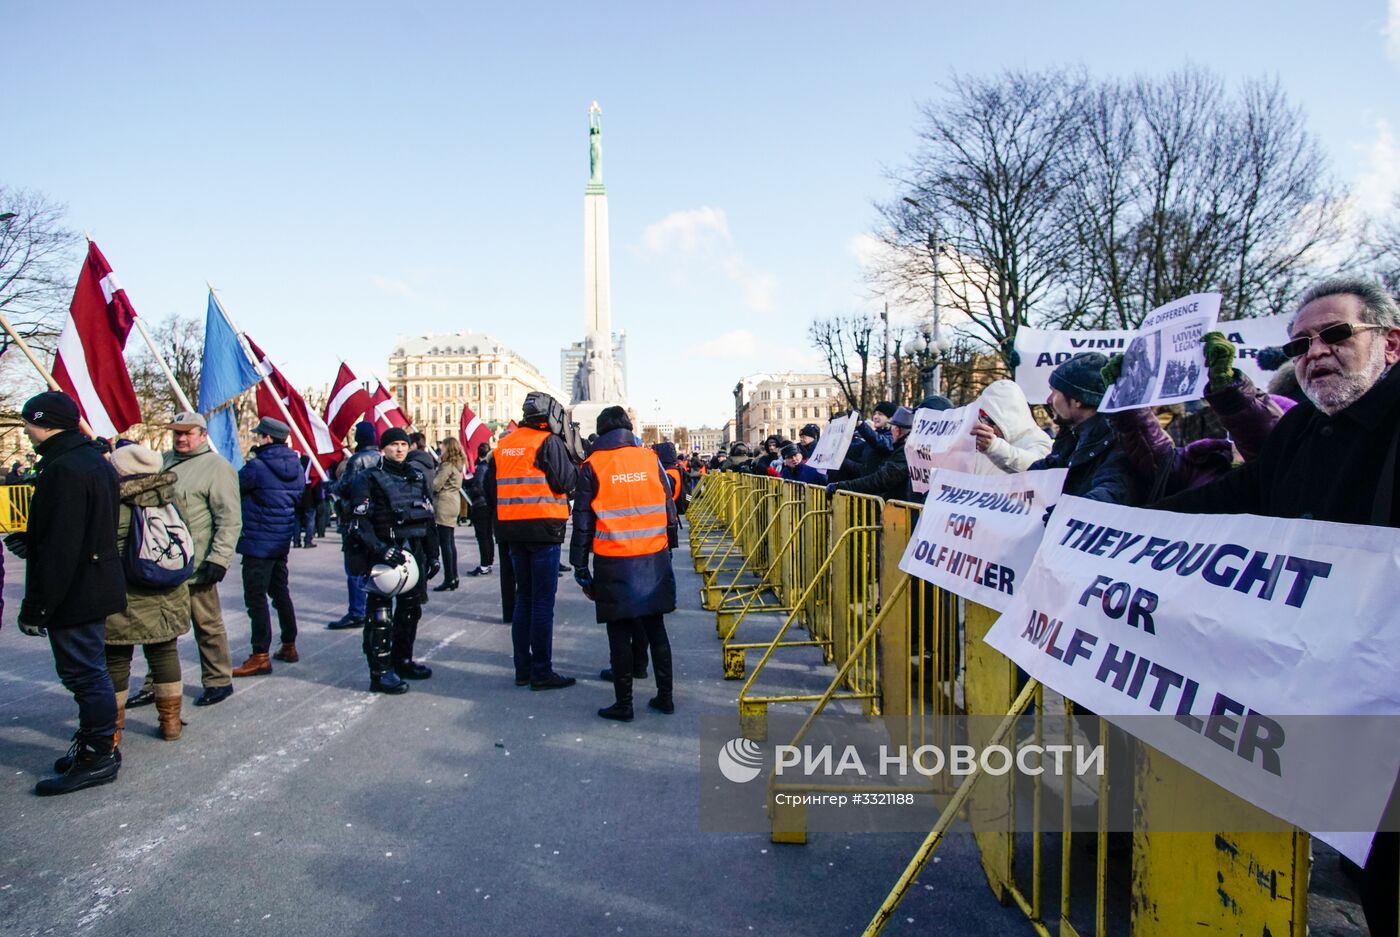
[{"xmin": 0, "ymin": 484, "xmax": 32, "ymax": 533}]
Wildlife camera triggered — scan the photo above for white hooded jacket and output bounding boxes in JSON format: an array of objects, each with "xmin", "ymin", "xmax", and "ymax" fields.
[{"xmin": 974, "ymin": 380, "xmax": 1052, "ymax": 475}]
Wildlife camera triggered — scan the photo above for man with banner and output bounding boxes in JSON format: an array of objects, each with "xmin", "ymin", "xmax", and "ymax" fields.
[
  {"xmin": 1027, "ymin": 353, "xmax": 1144, "ymax": 506},
  {"xmin": 826, "ymin": 406, "xmax": 914, "ymax": 501},
  {"xmin": 1150, "ymin": 277, "xmax": 1400, "ymax": 935}
]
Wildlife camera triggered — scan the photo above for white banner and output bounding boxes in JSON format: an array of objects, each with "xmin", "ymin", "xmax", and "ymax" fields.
[
  {"xmin": 807, "ymin": 412, "xmax": 857, "ymax": 472},
  {"xmin": 1014, "ymin": 327, "xmax": 1132, "ymax": 404},
  {"xmin": 983, "ymin": 497, "xmax": 1400, "ymax": 863},
  {"xmin": 905, "ymin": 405, "xmax": 980, "ymax": 494},
  {"xmin": 1098, "ymin": 293, "xmax": 1221, "ymax": 413},
  {"xmin": 899, "ymin": 468, "xmax": 1068, "ymax": 612}
]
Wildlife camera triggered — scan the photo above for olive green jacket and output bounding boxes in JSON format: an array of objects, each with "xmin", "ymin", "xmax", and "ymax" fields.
[
  {"xmin": 104, "ymin": 472, "xmax": 192, "ymax": 645},
  {"xmin": 162, "ymin": 442, "xmax": 241, "ymax": 583}
]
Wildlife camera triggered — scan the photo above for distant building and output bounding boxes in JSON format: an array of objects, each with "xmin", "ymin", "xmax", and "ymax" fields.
[
  {"xmin": 561, "ymin": 331, "xmax": 627, "ymax": 400},
  {"xmin": 688, "ymin": 425, "xmax": 727, "ymax": 455},
  {"xmin": 388, "ymin": 331, "xmax": 563, "ymax": 445},
  {"xmin": 734, "ymin": 372, "xmax": 843, "ymax": 446},
  {"xmin": 639, "ymin": 419, "xmax": 675, "ymax": 444}
]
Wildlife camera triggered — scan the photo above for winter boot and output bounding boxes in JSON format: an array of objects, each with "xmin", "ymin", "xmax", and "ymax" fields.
[
  {"xmin": 370, "ymin": 671, "xmax": 409, "ymax": 695},
  {"xmin": 598, "ymin": 672, "xmax": 634, "ymax": 721},
  {"xmin": 54, "ymin": 690, "xmax": 126, "ymax": 773},
  {"xmin": 272, "ymin": 642, "xmax": 299, "ymax": 663},
  {"xmin": 232, "ymin": 652, "xmax": 272, "ymax": 677},
  {"xmin": 154, "ymin": 682, "xmax": 185, "ymax": 740},
  {"xmin": 36, "ymin": 737, "xmax": 119, "ymax": 796}
]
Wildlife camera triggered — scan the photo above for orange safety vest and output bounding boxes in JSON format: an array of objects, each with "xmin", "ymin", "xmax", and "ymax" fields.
[
  {"xmin": 698, "ymin": 464, "xmax": 708, "ymax": 476},
  {"xmin": 494, "ymin": 427, "xmax": 569, "ymax": 522},
  {"xmin": 586, "ymin": 446, "xmax": 669, "ymax": 557},
  {"xmin": 664, "ymin": 466, "xmax": 683, "ymax": 503}
]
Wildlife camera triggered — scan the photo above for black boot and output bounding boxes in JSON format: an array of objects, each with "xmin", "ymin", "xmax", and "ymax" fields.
[
  {"xmin": 648, "ymin": 625, "xmax": 675, "ymax": 714},
  {"xmin": 36, "ymin": 738, "xmax": 119, "ymax": 796},
  {"xmin": 394, "ymin": 660, "xmax": 432, "ymax": 679},
  {"xmin": 599, "ymin": 673, "xmax": 634, "ymax": 721},
  {"xmin": 370, "ymin": 671, "xmax": 409, "ymax": 695},
  {"xmin": 600, "ymin": 666, "xmax": 648, "ymax": 682}
]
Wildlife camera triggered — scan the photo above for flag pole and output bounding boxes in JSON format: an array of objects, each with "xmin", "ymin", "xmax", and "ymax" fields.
[
  {"xmin": 206, "ymin": 284, "xmax": 330, "ymax": 482},
  {"xmin": 0, "ymin": 311, "xmax": 98, "ymax": 439}
]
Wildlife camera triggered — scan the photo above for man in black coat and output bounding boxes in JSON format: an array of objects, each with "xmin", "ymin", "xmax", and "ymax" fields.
[
  {"xmin": 1028, "ymin": 353, "xmax": 1144, "ymax": 505},
  {"xmin": 4, "ymin": 392, "xmax": 125, "ymax": 796},
  {"xmin": 1155, "ymin": 278, "xmax": 1400, "ymax": 936},
  {"xmin": 570, "ymin": 407, "xmax": 678, "ymax": 721},
  {"xmin": 827, "ymin": 406, "xmax": 915, "ymax": 502}
]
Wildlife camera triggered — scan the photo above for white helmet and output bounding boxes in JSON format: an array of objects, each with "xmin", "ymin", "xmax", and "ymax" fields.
[{"xmin": 367, "ymin": 553, "xmax": 419, "ymax": 596}]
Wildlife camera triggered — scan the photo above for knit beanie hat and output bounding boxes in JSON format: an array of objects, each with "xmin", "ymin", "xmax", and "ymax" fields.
[
  {"xmin": 380, "ymin": 427, "xmax": 411, "ymax": 447},
  {"xmin": 111, "ymin": 443, "xmax": 164, "ymax": 477},
  {"xmin": 1049, "ymin": 352, "xmax": 1109, "ymax": 408},
  {"xmin": 874, "ymin": 401, "xmax": 897, "ymax": 419},
  {"xmin": 596, "ymin": 406, "xmax": 633, "ymax": 435},
  {"xmin": 354, "ymin": 420, "xmax": 378, "ymax": 447}
]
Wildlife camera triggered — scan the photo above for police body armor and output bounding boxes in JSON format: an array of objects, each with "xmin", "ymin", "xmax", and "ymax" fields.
[
  {"xmin": 354, "ymin": 461, "xmax": 435, "ymax": 681},
  {"xmin": 363, "ymin": 465, "xmax": 435, "ymax": 545}
]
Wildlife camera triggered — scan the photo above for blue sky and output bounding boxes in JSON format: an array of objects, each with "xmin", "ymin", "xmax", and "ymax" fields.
[{"xmin": 6, "ymin": 1, "xmax": 1398, "ymax": 428}]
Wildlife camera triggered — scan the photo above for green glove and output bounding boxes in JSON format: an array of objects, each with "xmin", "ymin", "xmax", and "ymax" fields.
[
  {"xmin": 1100, "ymin": 354, "xmax": 1124, "ymax": 386},
  {"xmin": 1202, "ymin": 331, "xmax": 1237, "ymax": 391}
]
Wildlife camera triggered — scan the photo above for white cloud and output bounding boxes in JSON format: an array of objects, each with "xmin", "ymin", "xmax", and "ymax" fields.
[
  {"xmin": 370, "ymin": 274, "xmax": 426, "ymax": 302},
  {"xmin": 1355, "ymin": 118, "xmax": 1400, "ymax": 212},
  {"xmin": 687, "ymin": 328, "xmax": 758, "ymax": 360},
  {"xmin": 638, "ymin": 207, "xmax": 777, "ymax": 313},
  {"xmin": 1386, "ymin": 0, "xmax": 1400, "ymax": 64}
]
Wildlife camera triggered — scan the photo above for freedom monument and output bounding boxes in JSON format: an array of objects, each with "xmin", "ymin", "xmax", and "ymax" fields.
[{"xmin": 569, "ymin": 101, "xmax": 630, "ymax": 435}]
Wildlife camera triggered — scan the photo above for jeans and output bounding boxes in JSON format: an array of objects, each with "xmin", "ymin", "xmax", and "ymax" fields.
[
  {"xmin": 345, "ymin": 553, "xmax": 367, "ymax": 618},
  {"xmin": 436, "ymin": 525, "xmax": 458, "ymax": 583},
  {"xmin": 497, "ymin": 530, "xmax": 514, "ymax": 621},
  {"xmin": 242, "ymin": 554, "xmax": 297, "ymax": 653},
  {"xmin": 295, "ymin": 506, "xmax": 316, "ymax": 545},
  {"xmin": 509, "ymin": 542, "xmax": 560, "ymax": 681},
  {"xmin": 48, "ymin": 621, "xmax": 117, "ymax": 745}
]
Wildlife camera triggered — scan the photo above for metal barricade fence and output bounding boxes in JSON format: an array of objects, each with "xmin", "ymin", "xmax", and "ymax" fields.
[
  {"xmin": 0, "ymin": 485, "xmax": 32, "ymax": 533},
  {"xmin": 692, "ymin": 484, "xmax": 1316, "ymax": 936}
]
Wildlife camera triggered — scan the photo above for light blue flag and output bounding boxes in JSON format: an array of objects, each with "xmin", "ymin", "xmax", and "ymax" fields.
[{"xmin": 198, "ymin": 292, "xmax": 260, "ymax": 461}]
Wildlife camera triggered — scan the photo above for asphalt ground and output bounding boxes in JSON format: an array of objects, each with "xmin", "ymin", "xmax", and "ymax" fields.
[{"xmin": 0, "ymin": 525, "xmax": 1036, "ymax": 937}]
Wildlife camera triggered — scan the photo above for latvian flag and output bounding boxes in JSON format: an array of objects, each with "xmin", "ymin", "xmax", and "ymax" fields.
[
  {"xmin": 459, "ymin": 402, "xmax": 493, "ymax": 473},
  {"xmin": 324, "ymin": 363, "xmax": 372, "ymax": 445},
  {"xmin": 51, "ymin": 241, "xmax": 142, "ymax": 437},
  {"xmin": 367, "ymin": 380, "xmax": 410, "ymax": 431},
  {"xmin": 245, "ymin": 335, "xmax": 339, "ymax": 475}
]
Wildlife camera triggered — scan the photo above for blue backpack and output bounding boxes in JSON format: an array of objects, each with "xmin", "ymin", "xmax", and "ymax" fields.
[{"xmin": 123, "ymin": 500, "xmax": 196, "ymax": 589}]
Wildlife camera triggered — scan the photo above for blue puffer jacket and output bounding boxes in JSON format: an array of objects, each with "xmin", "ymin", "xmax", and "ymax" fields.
[{"xmin": 237, "ymin": 442, "xmax": 305, "ymax": 558}]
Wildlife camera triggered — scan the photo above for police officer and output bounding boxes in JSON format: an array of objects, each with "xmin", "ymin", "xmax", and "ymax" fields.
[
  {"xmin": 342, "ymin": 427, "xmax": 440, "ymax": 694},
  {"xmin": 571, "ymin": 406, "xmax": 678, "ymax": 721},
  {"xmin": 328, "ymin": 420, "xmax": 382, "ymax": 630}
]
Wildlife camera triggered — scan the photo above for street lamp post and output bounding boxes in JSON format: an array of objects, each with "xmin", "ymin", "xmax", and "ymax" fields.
[{"xmin": 902, "ymin": 197, "xmax": 944, "ymax": 396}]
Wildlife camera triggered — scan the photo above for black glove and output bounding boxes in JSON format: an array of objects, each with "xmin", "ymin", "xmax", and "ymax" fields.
[
  {"xmin": 197, "ymin": 560, "xmax": 227, "ymax": 584},
  {"xmin": 4, "ymin": 534, "xmax": 28, "ymax": 559},
  {"xmin": 574, "ymin": 566, "xmax": 595, "ymax": 600},
  {"xmin": 382, "ymin": 545, "xmax": 406, "ymax": 566}
]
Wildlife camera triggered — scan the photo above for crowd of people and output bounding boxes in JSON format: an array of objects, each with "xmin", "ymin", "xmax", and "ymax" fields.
[{"xmin": 4, "ymin": 274, "xmax": 1398, "ymax": 933}]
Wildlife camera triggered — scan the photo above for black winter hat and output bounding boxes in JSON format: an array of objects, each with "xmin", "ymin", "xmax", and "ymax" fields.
[
  {"xmin": 380, "ymin": 427, "xmax": 411, "ymax": 447},
  {"xmin": 917, "ymin": 395, "xmax": 953, "ymax": 412},
  {"xmin": 1049, "ymin": 352, "xmax": 1109, "ymax": 408},
  {"xmin": 22, "ymin": 391, "xmax": 80, "ymax": 430},
  {"xmin": 874, "ymin": 401, "xmax": 897, "ymax": 419},
  {"xmin": 354, "ymin": 420, "xmax": 378, "ymax": 447},
  {"xmin": 729, "ymin": 442, "xmax": 750, "ymax": 457},
  {"xmin": 596, "ymin": 406, "xmax": 633, "ymax": 435},
  {"xmin": 799, "ymin": 423, "xmax": 820, "ymax": 440},
  {"xmin": 655, "ymin": 441, "xmax": 678, "ymax": 463},
  {"xmin": 779, "ymin": 443, "xmax": 800, "ymax": 459}
]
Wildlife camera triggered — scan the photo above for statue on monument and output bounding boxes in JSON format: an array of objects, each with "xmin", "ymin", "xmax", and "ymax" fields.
[{"xmin": 588, "ymin": 100, "xmax": 603, "ymax": 187}]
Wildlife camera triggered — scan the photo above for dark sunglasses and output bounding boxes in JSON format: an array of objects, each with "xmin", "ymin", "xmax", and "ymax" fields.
[{"xmin": 1282, "ymin": 322, "xmax": 1387, "ymax": 359}]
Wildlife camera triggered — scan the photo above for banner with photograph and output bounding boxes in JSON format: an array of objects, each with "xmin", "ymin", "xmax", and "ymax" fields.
[
  {"xmin": 1098, "ymin": 293, "xmax": 1221, "ymax": 413},
  {"xmin": 1014, "ymin": 327, "xmax": 1132, "ymax": 403},
  {"xmin": 905, "ymin": 405, "xmax": 980, "ymax": 494},
  {"xmin": 983, "ymin": 496, "xmax": 1400, "ymax": 862},
  {"xmin": 899, "ymin": 468, "xmax": 1068, "ymax": 611},
  {"xmin": 807, "ymin": 412, "xmax": 858, "ymax": 472}
]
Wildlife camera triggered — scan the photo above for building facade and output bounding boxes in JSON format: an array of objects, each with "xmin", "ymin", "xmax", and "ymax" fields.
[
  {"xmin": 388, "ymin": 332, "xmax": 563, "ymax": 446},
  {"xmin": 688, "ymin": 426, "xmax": 727, "ymax": 455},
  {"xmin": 734, "ymin": 372, "xmax": 844, "ymax": 446}
]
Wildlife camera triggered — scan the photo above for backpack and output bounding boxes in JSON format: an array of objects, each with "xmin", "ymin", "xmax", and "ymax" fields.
[{"xmin": 124, "ymin": 500, "xmax": 196, "ymax": 589}]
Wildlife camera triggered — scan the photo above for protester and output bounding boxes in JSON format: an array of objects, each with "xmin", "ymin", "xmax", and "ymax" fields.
[
  {"xmin": 1152, "ymin": 278, "xmax": 1400, "ymax": 936},
  {"xmin": 1026, "ymin": 353, "xmax": 1144, "ymax": 505},
  {"xmin": 797, "ymin": 424, "xmax": 821, "ymax": 460},
  {"xmin": 431, "ymin": 437, "xmax": 466, "ymax": 591},
  {"xmin": 5, "ymin": 391, "xmax": 124, "ymax": 796},
  {"xmin": 752, "ymin": 436, "xmax": 783, "ymax": 474},
  {"xmin": 1100, "ymin": 332, "xmax": 1290, "ymax": 498},
  {"xmin": 103, "ymin": 444, "xmax": 192, "ymax": 743},
  {"xmin": 407, "ymin": 432, "xmax": 438, "ymax": 475},
  {"xmin": 465, "ymin": 442, "xmax": 496, "ymax": 577},
  {"xmin": 4, "ymin": 461, "xmax": 26, "ymax": 484},
  {"xmin": 719, "ymin": 442, "xmax": 753, "ymax": 473},
  {"xmin": 570, "ymin": 407, "xmax": 678, "ymax": 721},
  {"xmin": 826, "ymin": 407, "xmax": 914, "ymax": 501},
  {"xmin": 232, "ymin": 417, "xmax": 304, "ymax": 676},
  {"xmin": 342, "ymin": 426, "xmax": 441, "ymax": 693},
  {"xmin": 328, "ymin": 421, "xmax": 380, "ymax": 631},
  {"xmin": 971, "ymin": 380, "xmax": 1053, "ymax": 474},
  {"xmin": 489, "ymin": 393, "xmax": 578, "ymax": 689},
  {"xmin": 131, "ymin": 413, "xmax": 240, "ymax": 710},
  {"xmin": 779, "ymin": 443, "xmax": 826, "ymax": 484}
]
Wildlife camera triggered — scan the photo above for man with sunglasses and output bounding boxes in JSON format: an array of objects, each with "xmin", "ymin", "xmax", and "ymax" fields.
[{"xmin": 1155, "ymin": 276, "xmax": 1400, "ymax": 936}]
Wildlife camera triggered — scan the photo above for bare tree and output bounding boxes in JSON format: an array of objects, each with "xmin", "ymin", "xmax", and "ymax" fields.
[
  {"xmin": 1368, "ymin": 195, "xmax": 1400, "ymax": 296},
  {"xmin": 808, "ymin": 314, "xmax": 878, "ymax": 414}
]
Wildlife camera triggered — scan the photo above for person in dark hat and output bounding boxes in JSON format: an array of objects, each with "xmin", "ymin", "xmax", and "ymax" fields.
[
  {"xmin": 778, "ymin": 442, "xmax": 827, "ymax": 484},
  {"xmin": 826, "ymin": 406, "xmax": 915, "ymax": 501},
  {"xmin": 1026, "ymin": 352, "xmax": 1145, "ymax": 504},
  {"xmin": 4, "ymin": 391, "xmax": 126, "ymax": 795},
  {"xmin": 328, "ymin": 420, "xmax": 382, "ymax": 630},
  {"xmin": 797, "ymin": 424, "xmax": 821, "ymax": 460},
  {"xmin": 341, "ymin": 425, "xmax": 441, "ymax": 693},
  {"xmin": 231, "ymin": 416, "xmax": 304, "ymax": 677}
]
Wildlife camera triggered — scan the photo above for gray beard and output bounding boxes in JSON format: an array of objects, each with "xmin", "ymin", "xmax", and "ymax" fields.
[{"xmin": 1302, "ymin": 343, "xmax": 1388, "ymax": 415}]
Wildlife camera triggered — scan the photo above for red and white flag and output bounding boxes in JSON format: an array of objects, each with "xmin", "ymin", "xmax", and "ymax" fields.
[
  {"xmin": 324, "ymin": 363, "xmax": 372, "ymax": 444},
  {"xmin": 459, "ymin": 401, "xmax": 493, "ymax": 473},
  {"xmin": 51, "ymin": 241, "xmax": 142, "ymax": 437},
  {"xmin": 367, "ymin": 381, "xmax": 410, "ymax": 431},
  {"xmin": 245, "ymin": 335, "xmax": 337, "ymax": 478}
]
